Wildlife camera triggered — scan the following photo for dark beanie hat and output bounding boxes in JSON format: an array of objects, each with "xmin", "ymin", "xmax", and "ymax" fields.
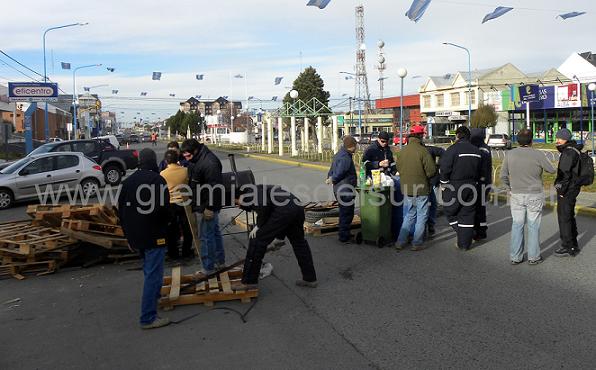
[
  {"xmin": 343, "ymin": 136, "xmax": 357, "ymax": 149},
  {"xmin": 555, "ymin": 128, "xmax": 572, "ymax": 141},
  {"xmin": 379, "ymin": 131, "xmax": 390, "ymax": 140}
]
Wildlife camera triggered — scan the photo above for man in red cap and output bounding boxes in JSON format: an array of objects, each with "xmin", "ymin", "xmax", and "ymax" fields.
[{"xmin": 395, "ymin": 125, "xmax": 436, "ymax": 250}]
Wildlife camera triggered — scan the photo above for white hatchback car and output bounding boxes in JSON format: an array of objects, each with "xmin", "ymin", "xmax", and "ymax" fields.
[{"xmin": 0, "ymin": 152, "xmax": 105, "ymax": 209}]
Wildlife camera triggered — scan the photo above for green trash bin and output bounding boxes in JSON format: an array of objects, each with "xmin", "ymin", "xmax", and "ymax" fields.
[{"xmin": 356, "ymin": 186, "xmax": 393, "ymax": 247}]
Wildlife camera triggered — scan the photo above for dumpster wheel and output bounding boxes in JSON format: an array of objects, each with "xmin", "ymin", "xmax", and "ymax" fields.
[
  {"xmin": 376, "ymin": 236, "xmax": 385, "ymax": 248},
  {"xmin": 355, "ymin": 232, "xmax": 363, "ymax": 245}
]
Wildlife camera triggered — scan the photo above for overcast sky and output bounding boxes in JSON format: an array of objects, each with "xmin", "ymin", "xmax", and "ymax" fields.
[{"xmin": 0, "ymin": 0, "xmax": 593, "ymax": 122}]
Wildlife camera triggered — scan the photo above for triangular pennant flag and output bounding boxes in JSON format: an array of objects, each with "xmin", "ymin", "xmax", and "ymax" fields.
[
  {"xmin": 558, "ymin": 11, "xmax": 586, "ymax": 20},
  {"xmin": 112, "ymin": 90, "xmax": 119, "ymax": 94},
  {"xmin": 482, "ymin": 6, "xmax": 514, "ymax": 24},
  {"xmin": 61, "ymin": 62, "xmax": 71, "ymax": 70},
  {"xmin": 196, "ymin": 74, "xmax": 204, "ymax": 80},
  {"xmin": 405, "ymin": 0, "xmax": 432, "ymax": 23},
  {"xmin": 274, "ymin": 77, "xmax": 283, "ymax": 85},
  {"xmin": 83, "ymin": 87, "xmax": 90, "ymax": 92},
  {"xmin": 106, "ymin": 67, "xmax": 115, "ymax": 72},
  {"xmin": 272, "ymin": 96, "xmax": 278, "ymax": 101},
  {"xmin": 152, "ymin": 72, "xmax": 162, "ymax": 80},
  {"xmin": 306, "ymin": 0, "xmax": 331, "ymax": 9},
  {"xmin": 234, "ymin": 74, "xmax": 244, "ymax": 78}
]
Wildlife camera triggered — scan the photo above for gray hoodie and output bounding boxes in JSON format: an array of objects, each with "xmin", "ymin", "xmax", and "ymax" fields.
[{"xmin": 500, "ymin": 146, "xmax": 556, "ymax": 194}]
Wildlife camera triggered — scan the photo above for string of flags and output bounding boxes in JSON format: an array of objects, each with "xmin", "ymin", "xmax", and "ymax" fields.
[
  {"xmin": 405, "ymin": 0, "xmax": 585, "ymax": 23},
  {"xmin": 61, "ymin": 62, "xmax": 71, "ymax": 70},
  {"xmin": 306, "ymin": 0, "xmax": 331, "ymax": 9}
]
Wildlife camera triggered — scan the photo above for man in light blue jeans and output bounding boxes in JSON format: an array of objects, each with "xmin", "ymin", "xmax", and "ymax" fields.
[
  {"xmin": 500, "ymin": 129, "xmax": 556, "ymax": 265},
  {"xmin": 398, "ymin": 195, "xmax": 430, "ymax": 247}
]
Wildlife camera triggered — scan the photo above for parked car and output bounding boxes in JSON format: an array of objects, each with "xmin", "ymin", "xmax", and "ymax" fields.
[
  {"xmin": 359, "ymin": 134, "xmax": 372, "ymax": 145},
  {"xmin": 0, "ymin": 152, "xmax": 105, "ymax": 209},
  {"xmin": 128, "ymin": 134, "xmax": 140, "ymax": 144},
  {"xmin": 488, "ymin": 134, "xmax": 512, "ymax": 150},
  {"xmin": 0, "ymin": 139, "xmax": 139, "ymax": 185},
  {"xmin": 141, "ymin": 134, "xmax": 152, "ymax": 143},
  {"xmin": 47, "ymin": 137, "xmax": 63, "ymax": 142}
]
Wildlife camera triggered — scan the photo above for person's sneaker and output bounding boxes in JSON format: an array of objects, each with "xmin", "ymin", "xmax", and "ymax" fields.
[
  {"xmin": 528, "ymin": 257, "xmax": 543, "ymax": 265},
  {"xmin": 396, "ymin": 243, "xmax": 407, "ymax": 251},
  {"xmin": 554, "ymin": 247, "xmax": 571, "ymax": 257},
  {"xmin": 232, "ymin": 283, "xmax": 259, "ymax": 291},
  {"xmin": 569, "ymin": 248, "xmax": 580, "ymax": 256},
  {"xmin": 410, "ymin": 244, "xmax": 424, "ymax": 252},
  {"xmin": 295, "ymin": 280, "xmax": 318, "ymax": 288},
  {"xmin": 511, "ymin": 259, "xmax": 523, "ymax": 265},
  {"xmin": 140, "ymin": 317, "xmax": 170, "ymax": 330},
  {"xmin": 339, "ymin": 238, "xmax": 351, "ymax": 245}
]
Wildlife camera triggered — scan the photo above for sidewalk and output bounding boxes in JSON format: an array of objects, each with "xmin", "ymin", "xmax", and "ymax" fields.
[{"xmin": 214, "ymin": 147, "xmax": 596, "ymax": 217}]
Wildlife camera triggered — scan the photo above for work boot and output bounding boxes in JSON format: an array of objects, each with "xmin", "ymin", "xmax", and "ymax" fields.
[
  {"xmin": 410, "ymin": 244, "xmax": 425, "ymax": 252},
  {"xmin": 554, "ymin": 247, "xmax": 572, "ymax": 257},
  {"xmin": 295, "ymin": 280, "xmax": 318, "ymax": 288},
  {"xmin": 140, "ymin": 317, "xmax": 170, "ymax": 330},
  {"xmin": 232, "ymin": 283, "xmax": 259, "ymax": 291}
]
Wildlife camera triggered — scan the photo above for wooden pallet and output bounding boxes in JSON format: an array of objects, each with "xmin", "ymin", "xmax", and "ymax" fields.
[
  {"xmin": 0, "ymin": 224, "xmax": 76, "ymax": 256},
  {"xmin": 304, "ymin": 215, "xmax": 361, "ymax": 236},
  {"xmin": 303, "ymin": 201, "xmax": 339, "ymax": 211},
  {"xmin": 28, "ymin": 204, "xmax": 119, "ymax": 226},
  {"xmin": 159, "ymin": 266, "xmax": 258, "ymax": 310},
  {"xmin": 61, "ymin": 219, "xmax": 124, "ymax": 237},
  {"xmin": 59, "ymin": 227, "xmax": 129, "ymax": 250},
  {"xmin": 0, "ymin": 260, "xmax": 59, "ymax": 280}
]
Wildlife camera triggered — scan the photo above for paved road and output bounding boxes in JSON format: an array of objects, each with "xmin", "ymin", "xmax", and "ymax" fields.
[{"xmin": 2, "ymin": 143, "xmax": 596, "ymax": 369}]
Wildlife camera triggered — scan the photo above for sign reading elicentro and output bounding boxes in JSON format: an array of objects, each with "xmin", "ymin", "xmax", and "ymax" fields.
[{"xmin": 8, "ymin": 82, "xmax": 59, "ymax": 102}]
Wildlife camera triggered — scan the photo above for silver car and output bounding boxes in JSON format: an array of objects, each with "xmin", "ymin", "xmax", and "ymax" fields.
[{"xmin": 0, "ymin": 152, "xmax": 105, "ymax": 209}]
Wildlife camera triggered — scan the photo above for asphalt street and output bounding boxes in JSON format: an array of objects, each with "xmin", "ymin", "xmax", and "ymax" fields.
[{"xmin": 1, "ymin": 142, "xmax": 596, "ymax": 369}]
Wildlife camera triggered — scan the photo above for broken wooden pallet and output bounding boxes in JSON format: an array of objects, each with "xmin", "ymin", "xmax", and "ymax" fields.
[
  {"xmin": 0, "ymin": 224, "xmax": 76, "ymax": 257},
  {"xmin": 159, "ymin": 266, "xmax": 258, "ymax": 310},
  {"xmin": 61, "ymin": 219, "xmax": 124, "ymax": 237},
  {"xmin": 304, "ymin": 215, "xmax": 361, "ymax": 237},
  {"xmin": 28, "ymin": 204, "xmax": 119, "ymax": 226},
  {"xmin": 59, "ymin": 227, "xmax": 129, "ymax": 250},
  {"xmin": 303, "ymin": 201, "xmax": 339, "ymax": 211},
  {"xmin": 0, "ymin": 260, "xmax": 59, "ymax": 280}
]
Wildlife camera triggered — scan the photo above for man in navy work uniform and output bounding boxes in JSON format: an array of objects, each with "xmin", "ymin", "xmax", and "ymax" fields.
[
  {"xmin": 327, "ymin": 136, "xmax": 358, "ymax": 244},
  {"xmin": 118, "ymin": 148, "xmax": 170, "ymax": 329},
  {"xmin": 470, "ymin": 128, "xmax": 493, "ymax": 241},
  {"xmin": 439, "ymin": 126, "xmax": 485, "ymax": 250}
]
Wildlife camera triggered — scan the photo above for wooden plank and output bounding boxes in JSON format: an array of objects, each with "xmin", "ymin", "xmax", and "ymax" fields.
[
  {"xmin": 159, "ymin": 289, "xmax": 258, "ymax": 308},
  {"xmin": 208, "ymin": 277, "xmax": 220, "ymax": 293},
  {"xmin": 220, "ymin": 271, "xmax": 233, "ymax": 294},
  {"xmin": 169, "ymin": 266, "xmax": 181, "ymax": 301}
]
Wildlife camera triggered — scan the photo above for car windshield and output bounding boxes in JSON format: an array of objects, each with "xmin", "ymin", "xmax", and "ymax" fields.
[
  {"xmin": 489, "ymin": 134, "xmax": 504, "ymax": 139},
  {"xmin": 29, "ymin": 143, "xmax": 58, "ymax": 156},
  {"xmin": 0, "ymin": 157, "xmax": 31, "ymax": 174}
]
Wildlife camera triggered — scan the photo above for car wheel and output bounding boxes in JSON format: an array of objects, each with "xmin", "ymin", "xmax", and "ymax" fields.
[
  {"xmin": 80, "ymin": 178, "xmax": 100, "ymax": 197},
  {"xmin": 0, "ymin": 189, "xmax": 13, "ymax": 209},
  {"xmin": 104, "ymin": 165, "xmax": 122, "ymax": 186}
]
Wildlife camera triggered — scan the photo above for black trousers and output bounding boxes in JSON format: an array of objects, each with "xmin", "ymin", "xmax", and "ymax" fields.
[
  {"xmin": 335, "ymin": 189, "xmax": 355, "ymax": 242},
  {"xmin": 242, "ymin": 205, "xmax": 317, "ymax": 285},
  {"xmin": 557, "ymin": 187, "xmax": 580, "ymax": 250},
  {"xmin": 442, "ymin": 183, "xmax": 477, "ymax": 249},
  {"xmin": 166, "ymin": 204, "xmax": 193, "ymax": 258},
  {"xmin": 474, "ymin": 185, "xmax": 490, "ymax": 239}
]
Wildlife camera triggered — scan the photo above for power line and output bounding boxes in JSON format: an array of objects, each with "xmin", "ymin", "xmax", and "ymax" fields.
[
  {"xmin": 436, "ymin": 0, "xmax": 573, "ymax": 13},
  {"xmin": 0, "ymin": 49, "xmax": 45, "ymax": 79},
  {"xmin": 0, "ymin": 58, "xmax": 40, "ymax": 82}
]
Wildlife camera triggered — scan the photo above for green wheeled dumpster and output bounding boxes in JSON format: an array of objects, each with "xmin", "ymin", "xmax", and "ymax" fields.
[{"xmin": 355, "ymin": 186, "xmax": 393, "ymax": 247}]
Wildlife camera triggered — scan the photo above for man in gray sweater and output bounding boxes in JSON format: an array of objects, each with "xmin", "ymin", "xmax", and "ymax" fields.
[{"xmin": 500, "ymin": 129, "xmax": 556, "ymax": 265}]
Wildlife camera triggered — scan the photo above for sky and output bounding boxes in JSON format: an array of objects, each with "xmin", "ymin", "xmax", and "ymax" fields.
[{"xmin": 0, "ymin": 0, "xmax": 593, "ymax": 123}]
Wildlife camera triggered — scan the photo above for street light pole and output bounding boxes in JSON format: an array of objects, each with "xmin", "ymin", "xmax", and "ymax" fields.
[
  {"xmin": 340, "ymin": 71, "xmax": 361, "ymax": 135},
  {"xmin": 43, "ymin": 22, "xmax": 88, "ymax": 141},
  {"xmin": 398, "ymin": 68, "xmax": 408, "ymax": 149},
  {"xmin": 72, "ymin": 64, "xmax": 102, "ymax": 140},
  {"xmin": 589, "ymin": 83, "xmax": 596, "ymax": 157},
  {"xmin": 443, "ymin": 42, "xmax": 472, "ymax": 124}
]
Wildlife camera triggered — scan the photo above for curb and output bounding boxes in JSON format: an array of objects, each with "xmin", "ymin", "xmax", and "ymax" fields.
[{"xmin": 215, "ymin": 148, "xmax": 596, "ymax": 218}]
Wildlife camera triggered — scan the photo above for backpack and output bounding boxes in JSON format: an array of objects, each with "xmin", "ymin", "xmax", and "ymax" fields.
[{"xmin": 569, "ymin": 147, "xmax": 595, "ymax": 186}]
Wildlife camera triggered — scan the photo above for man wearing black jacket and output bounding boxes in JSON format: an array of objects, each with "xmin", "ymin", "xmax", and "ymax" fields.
[
  {"xmin": 180, "ymin": 139, "xmax": 225, "ymax": 273},
  {"xmin": 362, "ymin": 131, "xmax": 396, "ymax": 176},
  {"xmin": 235, "ymin": 185, "xmax": 317, "ymax": 289},
  {"xmin": 553, "ymin": 128, "xmax": 582, "ymax": 257},
  {"xmin": 118, "ymin": 148, "xmax": 170, "ymax": 329},
  {"xmin": 470, "ymin": 128, "xmax": 493, "ymax": 240},
  {"xmin": 424, "ymin": 143, "xmax": 445, "ymax": 236}
]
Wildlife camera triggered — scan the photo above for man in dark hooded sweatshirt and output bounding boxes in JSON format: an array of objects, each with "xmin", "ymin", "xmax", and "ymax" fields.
[
  {"xmin": 470, "ymin": 128, "xmax": 492, "ymax": 240},
  {"xmin": 553, "ymin": 128, "xmax": 583, "ymax": 257},
  {"xmin": 118, "ymin": 148, "xmax": 170, "ymax": 329}
]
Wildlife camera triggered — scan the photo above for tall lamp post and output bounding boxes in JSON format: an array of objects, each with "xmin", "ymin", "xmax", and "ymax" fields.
[
  {"xmin": 398, "ymin": 68, "xmax": 408, "ymax": 149},
  {"xmin": 589, "ymin": 82, "xmax": 596, "ymax": 157},
  {"xmin": 340, "ymin": 71, "xmax": 361, "ymax": 134},
  {"xmin": 43, "ymin": 22, "xmax": 88, "ymax": 140},
  {"xmin": 443, "ymin": 42, "xmax": 472, "ymax": 124},
  {"xmin": 72, "ymin": 64, "xmax": 102, "ymax": 140}
]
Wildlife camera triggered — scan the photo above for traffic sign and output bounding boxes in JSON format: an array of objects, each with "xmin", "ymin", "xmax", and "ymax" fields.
[{"xmin": 8, "ymin": 82, "xmax": 58, "ymax": 102}]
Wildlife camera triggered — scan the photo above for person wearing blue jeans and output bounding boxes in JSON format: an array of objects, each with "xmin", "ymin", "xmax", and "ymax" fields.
[
  {"xmin": 198, "ymin": 211, "xmax": 225, "ymax": 272},
  {"xmin": 398, "ymin": 195, "xmax": 430, "ymax": 247},
  {"xmin": 500, "ymin": 128, "xmax": 555, "ymax": 265},
  {"xmin": 509, "ymin": 194, "xmax": 544, "ymax": 263},
  {"xmin": 139, "ymin": 247, "xmax": 166, "ymax": 325}
]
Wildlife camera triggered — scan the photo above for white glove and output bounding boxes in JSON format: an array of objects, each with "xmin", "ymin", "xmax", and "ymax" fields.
[{"xmin": 249, "ymin": 226, "xmax": 259, "ymax": 239}]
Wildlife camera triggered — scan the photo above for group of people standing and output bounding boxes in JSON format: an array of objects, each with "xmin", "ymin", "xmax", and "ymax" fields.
[
  {"xmin": 118, "ymin": 140, "xmax": 317, "ymax": 330},
  {"xmin": 328, "ymin": 126, "xmax": 587, "ymax": 264}
]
